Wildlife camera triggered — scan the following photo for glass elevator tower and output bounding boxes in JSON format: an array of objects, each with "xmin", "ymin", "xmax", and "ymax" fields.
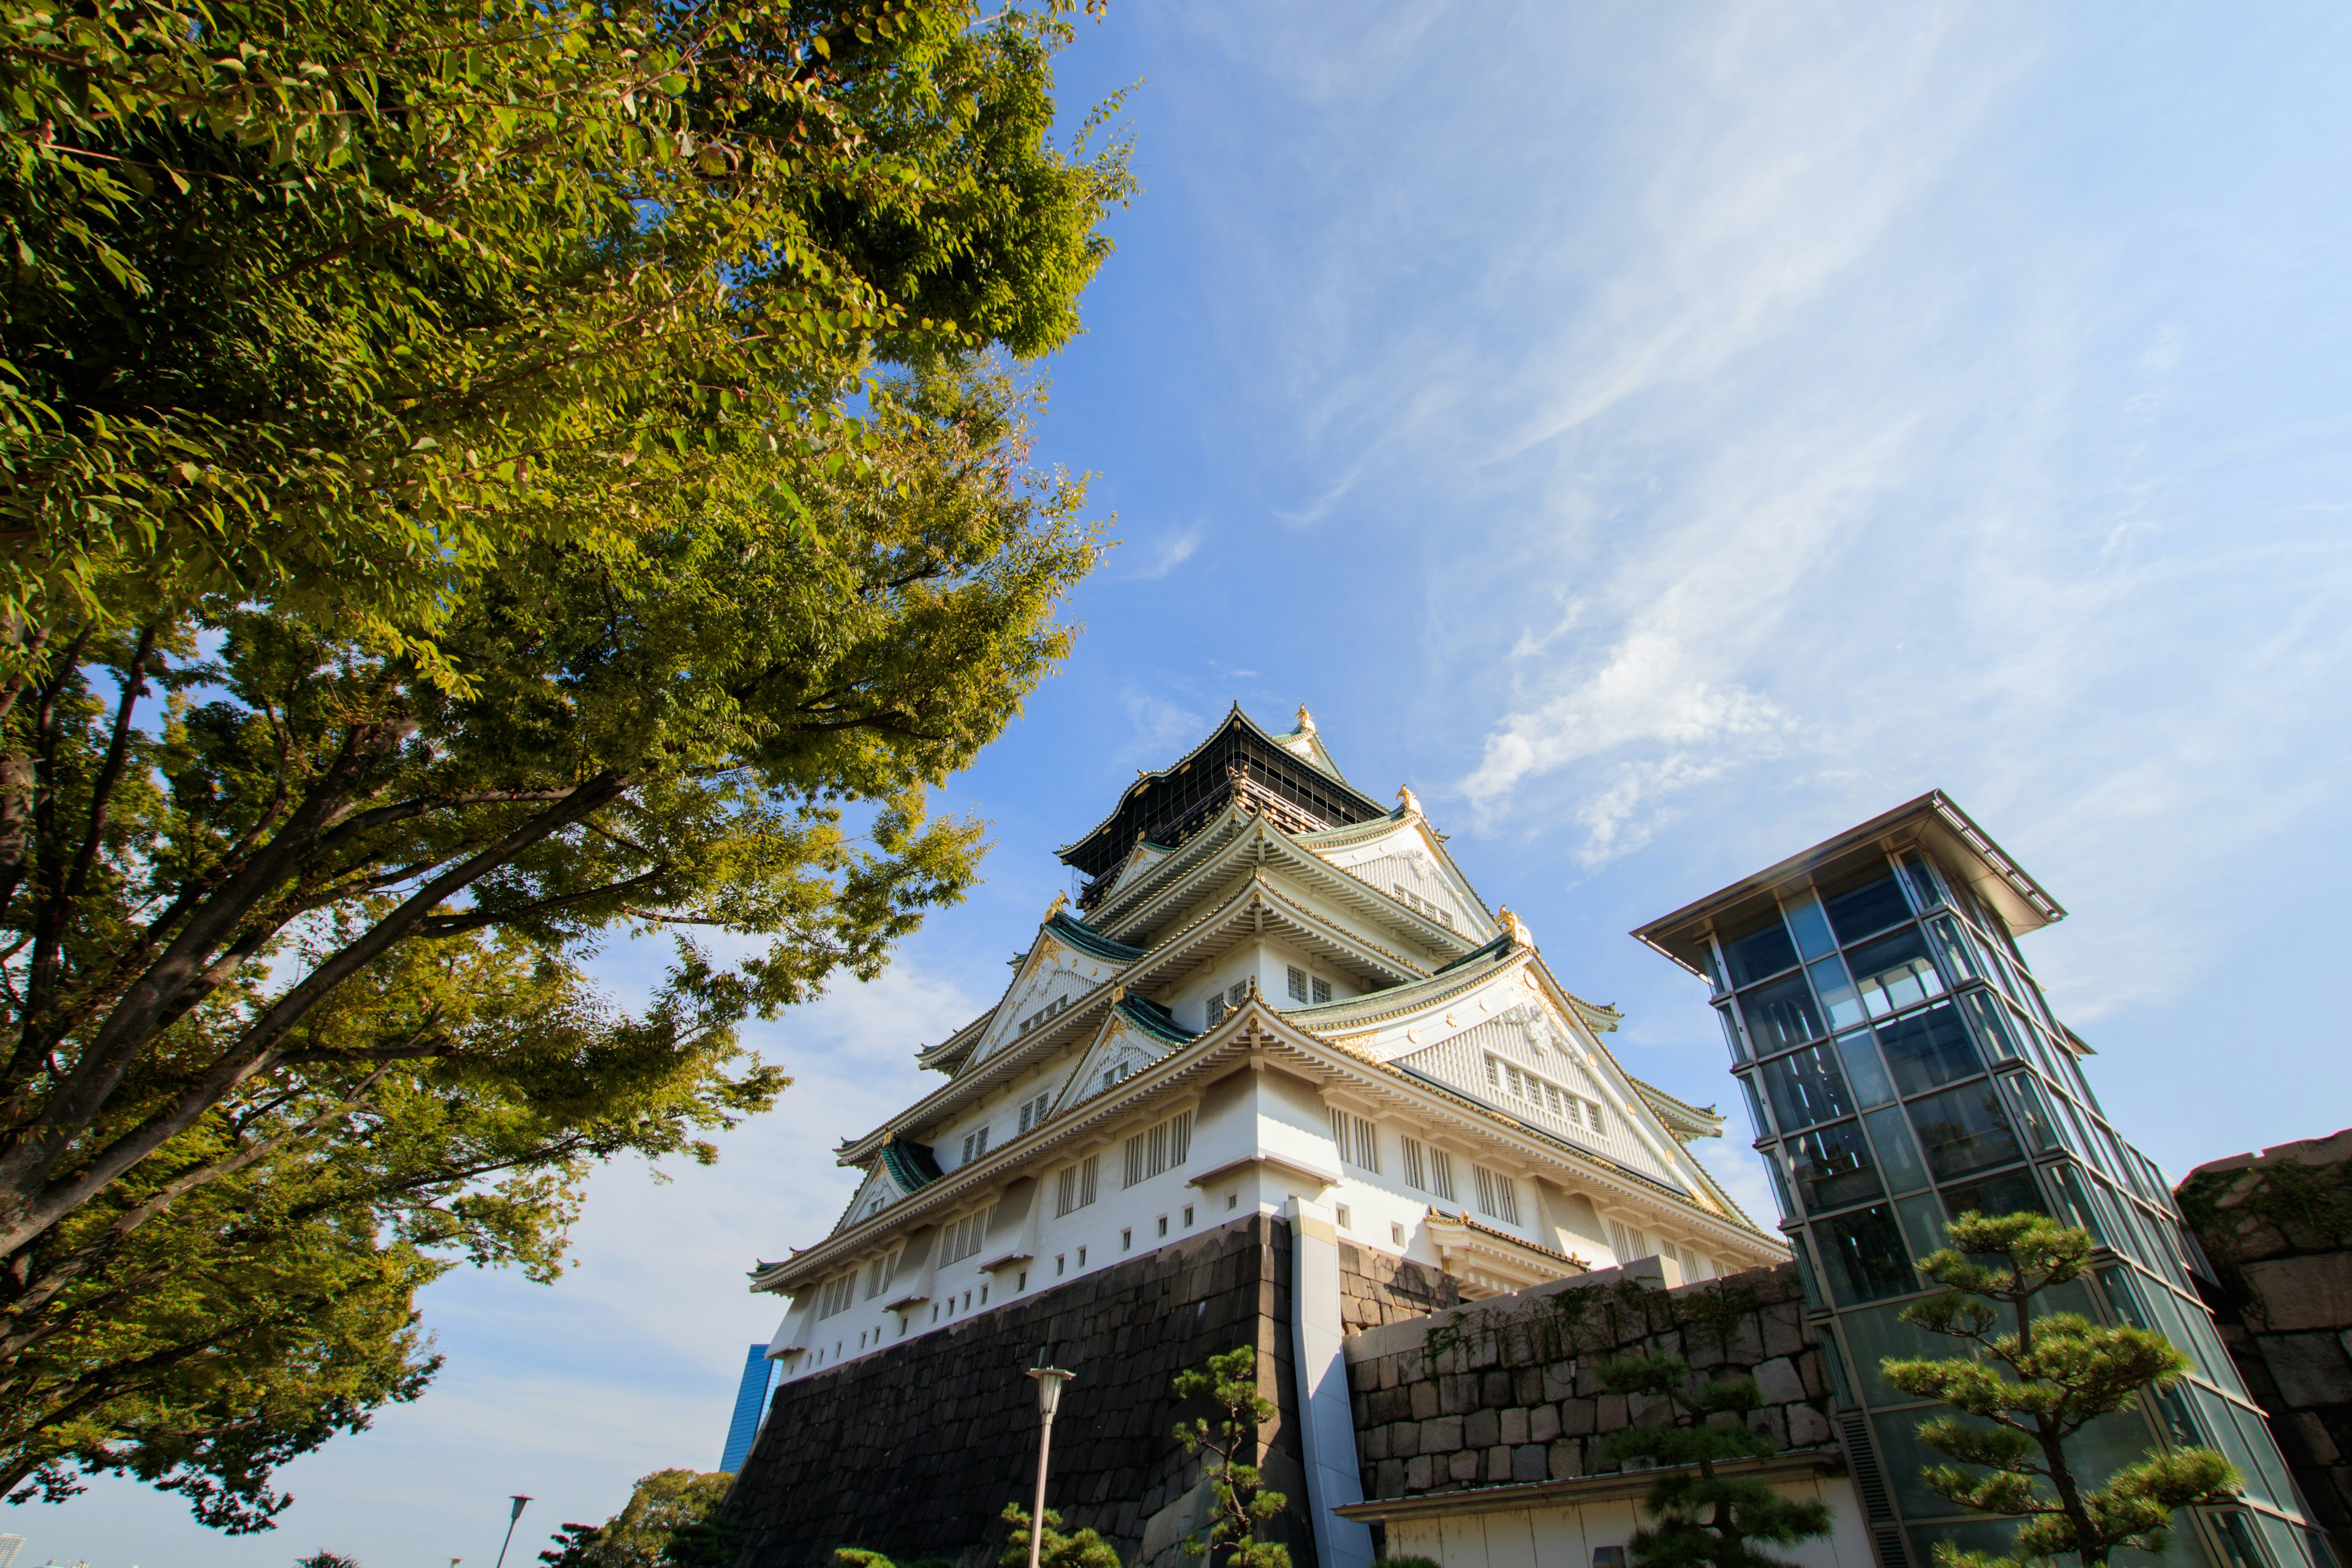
[{"xmin": 1635, "ymin": 792, "xmax": 2325, "ymax": 1568}]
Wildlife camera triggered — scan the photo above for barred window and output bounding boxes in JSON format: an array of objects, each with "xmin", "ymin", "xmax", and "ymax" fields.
[
  {"xmin": 1311, "ymin": 976, "xmax": 1332, "ymax": 1003},
  {"xmin": 1287, "ymin": 965, "xmax": 1309, "ymax": 1003},
  {"xmin": 1430, "ymin": 1150, "xmax": 1457, "ymax": 1204},
  {"xmin": 1017, "ymin": 1091, "xmax": 1051, "ymax": 1136},
  {"xmin": 1055, "ymin": 1155, "xmax": 1099, "ymax": 1216},
  {"xmin": 1472, "ymin": 1166, "xmax": 1520, "ymax": 1226},
  {"xmin": 1607, "ymin": 1219, "xmax": 1648, "ymax": 1264},
  {"xmin": 941, "ymin": 1206, "xmax": 994, "ymax": 1266},
  {"xmin": 864, "ymin": 1249, "xmax": 899, "ymax": 1299},
  {"xmin": 960, "ymin": 1126, "xmax": 990, "ymax": 1166},
  {"xmin": 815, "ymin": 1273, "xmax": 858, "ymax": 1319},
  {"xmin": 1122, "ymin": 1110, "xmax": 1194, "ymax": 1188},
  {"xmin": 1400, "ymin": 1136, "xmax": 1427, "ymax": 1192},
  {"xmin": 1205, "ymin": 994, "xmax": 1227, "ymax": 1028},
  {"xmin": 1227, "ymin": 981, "xmax": 1248, "ymax": 1006},
  {"xmin": 1328, "ymin": 1110, "xmax": 1381, "ymax": 1174}
]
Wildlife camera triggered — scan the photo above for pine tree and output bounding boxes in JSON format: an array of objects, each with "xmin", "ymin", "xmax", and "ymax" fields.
[
  {"xmin": 1596, "ymin": 1351, "xmax": 1834, "ymax": 1567},
  {"xmin": 1171, "ymin": 1346, "xmax": 1291, "ymax": 1568},
  {"xmin": 997, "ymin": 1504, "xmax": 1121, "ymax": 1568},
  {"xmin": 1880, "ymin": 1211, "xmax": 2241, "ymax": 1567}
]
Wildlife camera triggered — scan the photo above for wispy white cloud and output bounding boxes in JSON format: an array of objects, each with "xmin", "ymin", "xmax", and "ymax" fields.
[
  {"xmin": 1118, "ymin": 521, "xmax": 1204, "ymax": 579},
  {"xmin": 1118, "ymin": 688, "xmax": 1213, "ymax": 767}
]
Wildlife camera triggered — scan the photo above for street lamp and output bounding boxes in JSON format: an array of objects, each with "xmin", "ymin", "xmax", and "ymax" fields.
[
  {"xmin": 493, "ymin": 1495, "xmax": 533, "ymax": 1568},
  {"xmin": 1023, "ymin": 1358, "xmax": 1076, "ymax": 1568}
]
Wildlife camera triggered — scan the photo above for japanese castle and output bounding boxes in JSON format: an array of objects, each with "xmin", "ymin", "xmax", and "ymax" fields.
[{"xmin": 755, "ymin": 706, "xmax": 1785, "ymax": 1376}]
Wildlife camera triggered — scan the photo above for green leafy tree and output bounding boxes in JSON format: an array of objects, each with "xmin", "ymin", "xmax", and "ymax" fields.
[
  {"xmin": 0, "ymin": 0, "xmax": 1134, "ymax": 679},
  {"xmin": 1595, "ymin": 1350, "xmax": 1833, "ymax": 1567},
  {"xmin": 537, "ymin": 1469, "xmax": 732, "ymax": 1567},
  {"xmin": 295, "ymin": 1554, "xmax": 360, "ymax": 1568},
  {"xmin": 1881, "ymin": 1211, "xmax": 2242, "ymax": 1567},
  {"xmin": 998, "ymin": 1502, "xmax": 1119, "ymax": 1568},
  {"xmin": 1170, "ymin": 1344, "xmax": 1289, "ymax": 1568},
  {"xmin": 0, "ymin": 352, "xmax": 1099, "ymax": 1523}
]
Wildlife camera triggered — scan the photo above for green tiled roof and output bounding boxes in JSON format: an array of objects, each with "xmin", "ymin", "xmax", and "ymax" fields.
[
  {"xmin": 878, "ymin": 1136, "xmax": 942, "ymax": 1193},
  {"xmin": 1046, "ymin": 910, "xmax": 1146, "ymax": 963},
  {"xmin": 1115, "ymin": 994, "xmax": 1196, "ymax": 1045}
]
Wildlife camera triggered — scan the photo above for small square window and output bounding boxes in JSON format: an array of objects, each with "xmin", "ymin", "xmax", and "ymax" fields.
[
  {"xmin": 1226, "ymin": 1193, "xmax": 1239, "ymax": 1210},
  {"xmin": 1228, "ymin": 981, "xmax": 1248, "ymax": 1006},
  {"xmin": 1335, "ymin": 1204, "xmax": 1352, "ymax": 1229},
  {"xmin": 1158, "ymin": 1215, "xmax": 1169, "ymax": 1237},
  {"xmin": 1287, "ymin": 965, "xmax": 1309, "ymax": 1003},
  {"xmin": 1183, "ymin": 1205, "xmax": 1194, "ymax": 1226},
  {"xmin": 1055, "ymin": 1254, "xmax": 1065, "ymax": 1276},
  {"xmin": 1017, "ymin": 1270, "xmax": 1027, "ymax": 1291},
  {"xmin": 1391, "ymin": 1221, "xmax": 1406, "ymax": 1245},
  {"xmin": 1077, "ymin": 1246, "xmax": 1087, "ymax": 1266},
  {"xmin": 1311, "ymin": 977, "xmax": 1332, "ymax": 1004},
  {"xmin": 1121, "ymin": 1228, "xmax": 1132, "ymax": 1250}
]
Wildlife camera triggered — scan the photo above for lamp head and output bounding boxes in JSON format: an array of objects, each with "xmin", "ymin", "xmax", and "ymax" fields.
[{"xmin": 1025, "ymin": 1365, "xmax": 1074, "ymax": 1417}]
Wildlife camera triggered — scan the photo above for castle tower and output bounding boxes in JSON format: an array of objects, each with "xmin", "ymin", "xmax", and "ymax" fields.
[
  {"xmin": 1634, "ymin": 791, "xmax": 2322, "ymax": 1568},
  {"xmin": 757, "ymin": 705, "xmax": 1780, "ymax": 1376}
]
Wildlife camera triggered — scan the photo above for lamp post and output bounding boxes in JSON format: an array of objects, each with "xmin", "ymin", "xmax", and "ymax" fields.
[
  {"xmin": 492, "ymin": 1496, "xmax": 532, "ymax": 1568},
  {"xmin": 1023, "ymin": 1360, "xmax": 1076, "ymax": 1568}
]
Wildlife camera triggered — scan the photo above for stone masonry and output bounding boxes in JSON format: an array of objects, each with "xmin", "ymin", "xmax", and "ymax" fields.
[
  {"xmin": 1341, "ymin": 1259, "xmax": 1836, "ymax": 1503},
  {"xmin": 725, "ymin": 1214, "xmax": 1315, "ymax": 1568},
  {"xmin": 2179, "ymin": 1128, "xmax": 2352, "ymax": 1562},
  {"xmin": 1337, "ymin": 1243, "xmax": 1461, "ymax": 1335}
]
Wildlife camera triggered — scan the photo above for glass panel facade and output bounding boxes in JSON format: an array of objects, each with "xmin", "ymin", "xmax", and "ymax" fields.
[
  {"xmin": 1822, "ymin": 870, "xmax": 1913, "ymax": 945},
  {"xmin": 1761, "ymin": 1042, "xmax": 1854, "ymax": 1131},
  {"xmin": 1685, "ymin": 836, "xmax": 2318, "ymax": 1561},
  {"xmin": 1741, "ymin": 973, "xmax": 1823, "ymax": 1054},
  {"xmin": 1788, "ymin": 1121, "xmax": 1883, "ymax": 1212},
  {"xmin": 1878, "ymin": 1002, "xmax": 1983, "ymax": 1096},
  {"xmin": 1817, "ymin": 1204, "xmax": 1913, "ymax": 1305},
  {"xmin": 1905, "ymin": 1082, "xmax": 2024, "ymax": 1178},
  {"xmin": 1722, "ymin": 912, "xmax": 1800, "ymax": 987}
]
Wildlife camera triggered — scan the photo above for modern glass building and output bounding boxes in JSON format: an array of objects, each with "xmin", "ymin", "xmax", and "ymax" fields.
[
  {"xmin": 1635, "ymin": 792, "xmax": 2328, "ymax": 1568},
  {"xmin": 721, "ymin": 1343, "xmax": 778, "ymax": 1475}
]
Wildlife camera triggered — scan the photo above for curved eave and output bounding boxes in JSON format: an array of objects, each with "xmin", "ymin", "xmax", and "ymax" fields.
[
  {"xmin": 1098, "ymin": 815, "xmax": 1479, "ymax": 964},
  {"xmin": 1627, "ymin": 1076, "xmax": 1727, "ymax": 1142},
  {"xmin": 1054, "ymin": 705, "xmax": 1387, "ymax": 865},
  {"xmin": 756, "ymin": 1003, "xmax": 1779, "ymax": 1297}
]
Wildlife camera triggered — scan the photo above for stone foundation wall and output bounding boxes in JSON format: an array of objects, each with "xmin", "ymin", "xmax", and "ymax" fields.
[
  {"xmin": 2179, "ymin": 1128, "xmax": 2352, "ymax": 1562},
  {"xmin": 1338, "ymin": 1243, "xmax": 1461, "ymax": 1335},
  {"xmin": 725, "ymin": 1215, "xmax": 1315, "ymax": 1568},
  {"xmin": 1340, "ymin": 1260, "xmax": 1834, "ymax": 1501}
]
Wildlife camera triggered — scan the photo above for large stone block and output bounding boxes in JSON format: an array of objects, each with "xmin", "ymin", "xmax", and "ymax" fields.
[
  {"xmin": 1751, "ymin": 1356, "xmax": 1805, "ymax": 1405},
  {"xmin": 1499, "ymin": 1406, "xmax": 1529, "ymax": 1446},
  {"xmin": 1421, "ymin": 1416, "xmax": 1464, "ymax": 1454},
  {"xmin": 1528, "ymin": 1403, "xmax": 1561, "ymax": 1443},
  {"xmin": 2263, "ymin": 1332, "xmax": 2352, "ymax": 1409},
  {"xmin": 2244, "ymin": 1256, "xmax": 2352, "ymax": 1335},
  {"xmin": 1463, "ymin": 1407, "xmax": 1499, "ymax": 1449}
]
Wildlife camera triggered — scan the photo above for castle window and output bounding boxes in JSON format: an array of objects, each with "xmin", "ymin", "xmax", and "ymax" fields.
[
  {"xmin": 1183, "ymin": 1205, "xmax": 1194, "ymax": 1226},
  {"xmin": 1431, "ymin": 1150, "xmax": 1457, "ymax": 1204},
  {"xmin": 1205, "ymin": 993, "xmax": 1227, "ymax": 1027},
  {"xmin": 814, "ymin": 1273, "xmax": 858, "ymax": 1320},
  {"xmin": 1123, "ymin": 1110, "xmax": 1195, "ymax": 1188},
  {"xmin": 1391, "ymin": 1221, "xmax": 1406, "ymax": 1246},
  {"xmin": 1472, "ymin": 1165, "xmax": 1521, "ymax": 1225},
  {"xmin": 864, "ymin": 1250, "xmax": 899, "ymax": 1298},
  {"xmin": 1017, "ymin": 1091, "xmax": 1051, "ymax": 1136},
  {"xmin": 1312, "ymin": 976, "xmax": 1332, "ymax": 1003},
  {"xmin": 1158, "ymin": 1215, "xmax": 1169, "ymax": 1237},
  {"xmin": 1400, "ymin": 1137, "xmax": 1428, "ymax": 1191},
  {"xmin": 1055, "ymin": 1155, "xmax": 1099, "ymax": 1216},
  {"xmin": 960, "ymin": 1126, "xmax": 990, "ymax": 1166},
  {"xmin": 1335, "ymin": 1205, "xmax": 1352, "ymax": 1230},
  {"xmin": 941, "ymin": 1206, "xmax": 995, "ymax": 1265},
  {"xmin": 1121, "ymin": 1228, "xmax": 1133, "ymax": 1251},
  {"xmin": 1329, "ymin": 1110, "xmax": 1381, "ymax": 1174},
  {"xmin": 1287, "ymin": 966, "xmax": 1309, "ymax": 1003},
  {"xmin": 1608, "ymin": 1219, "xmax": 1649, "ymax": 1263}
]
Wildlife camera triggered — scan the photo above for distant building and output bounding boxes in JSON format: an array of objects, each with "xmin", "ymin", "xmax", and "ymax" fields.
[
  {"xmin": 719, "ymin": 1343, "xmax": 775, "ymax": 1474},
  {"xmin": 0, "ymin": 1534, "xmax": 21, "ymax": 1568},
  {"xmin": 1635, "ymin": 790, "xmax": 2326, "ymax": 1566}
]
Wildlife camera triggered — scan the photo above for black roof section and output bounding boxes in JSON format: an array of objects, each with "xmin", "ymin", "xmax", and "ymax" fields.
[
  {"xmin": 1059, "ymin": 706, "xmax": 1388, "ymax": 884},
  {"xmin": 878, "ymin": 1136, "xmax": 943, "ymax": 1192}
]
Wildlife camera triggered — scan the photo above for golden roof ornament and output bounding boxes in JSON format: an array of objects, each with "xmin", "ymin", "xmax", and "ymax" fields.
[
  {"xmin": 1395, "ymin": 784, "xmax": 1422, "ymax": 816},
  {"xmin": 1499, "ymin": 906, "xmax": 1535, "ymax": 949},
  {"xmin": 1046, "ymin": 891, "xmax": 1067, "ymax": 918},
  {"xmin": 1295, "ymin": 704, "xmax": 1317, "ymax": 734}
]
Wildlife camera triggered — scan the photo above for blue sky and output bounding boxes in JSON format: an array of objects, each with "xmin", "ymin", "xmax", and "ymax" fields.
[{"xmin": 50, "ymin": 4, "xmax": 2352, "ymax": 1563}]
